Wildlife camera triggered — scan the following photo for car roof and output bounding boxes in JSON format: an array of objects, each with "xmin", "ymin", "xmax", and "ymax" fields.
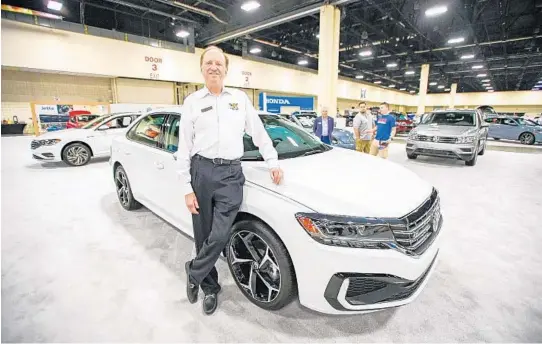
[{"xmin": 430, "ymin": 109, "xmax": 476, "ymax": 113}]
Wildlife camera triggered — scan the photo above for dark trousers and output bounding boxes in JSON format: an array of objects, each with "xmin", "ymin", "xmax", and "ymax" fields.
[
  {"xmin": 186, "ymin": 155, "xmax": 245, "ymax": 294},
  {"xmin": 321, "ymin": 135, "xmax": 331, "ymax": 144}
]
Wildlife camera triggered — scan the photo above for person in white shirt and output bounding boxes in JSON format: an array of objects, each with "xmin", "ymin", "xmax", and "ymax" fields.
[
  {"xmin": 177, "ymin": 45, "xmax": 283, "ymax": 315},
  {"xmin": 352, "ymin": 101, "xmax": 374, "ymax": 153}
]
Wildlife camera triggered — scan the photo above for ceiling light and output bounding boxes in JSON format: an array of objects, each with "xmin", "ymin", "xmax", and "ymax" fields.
[
  {"xmin": 482, "ymin": 83, "xmax": 491, "ymax": 87},
  {"xmin": 176, "ymin": 30, "xmax": 190, "ymax": 38},
  {"xmin": 386, "ymin": 63, "xmax": 398, "ymax": 68},
  {"xmin": 481, "ymin": 79, "xmax": 491, "ymax": 82},
  {"xmin": 241, "ymin": 1, "xmax": 260, "ymax": 11},
  {"xmin": 447, "ymin": 37, "xmax": 465, "ymax": 44},
  {"xmin": 400, "ymin": 88, "xmax": 406, "ymax": 91},
  {"xmin": 429, "ymin": 82, "xmax": 437, "ymax": 86},
  {"xmin": 298, "ymin": 59, "xmax": 308, "ymax": 65},
  {"xmin": 405, "ymin": 70, "xmax": 415, "ymax": 75},
  {"xmin": 445, "ymin": 88, "xmax": 451, "ymax": 91},
  {"xmin": 316, "ymin": 34, "xmax": 320, "ymax": 39},
  {"xmin": 389, "ymin": 84, "xmax": 396, "ymax": 88},
  {"xmin": 488, "ymin": 90, "xmax": 494, "ymax": 92},
  {"xmin": 477, "ymin": 73, "xmax": 487, "ymax": 77},
  {"xmin": 47, "ymin": 0, "xmax": 63, "ymax": 11},
  {"xmin": 374, "ymin": 80, "xmax": 382, "ymax": 84},
  {"xmin": 355, "ymin": 75, "xmax": 364, "ymax": 79},
  {"xmin": 425, "ymin": 5, "xmax": 448, "ymax": 17},
  {"xmin": 249, "ymin": 47, "xmax": 261, "ymax": 54},
  {"xmin": 472, "ymin": 65, "xmax": 483, "ymax": 69},
  {"xmin": 410, "ymin": 90, "xmax": 416, "ymax": 93},
  {"xmin": 437, "ymin": 85, "xmax": 445, "ymax": 89},
  {"xmin": 461, "ymin": 54, "xmax": 475, "ymax": 59},
  {"xmin": 359, "ymin": 50, "xmax": 372, "ymax": 57}
]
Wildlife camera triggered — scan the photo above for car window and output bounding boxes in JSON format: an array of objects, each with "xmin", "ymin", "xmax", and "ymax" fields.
[
  {"xmin": 421, "ymin": 112, "xmax": 475, "ymax": 126},
  {"xmin": 502, "ymin": 118, "xmax": 517, "ymax": 126},
  {"xmin": 101, "ymin": 115, "xmax": 135, "ymax": 129},
  {"xmin": 164, "ymin": 115, "xmax": 180, "ymax": 153},
  {"xmin": 243, "ymin": 115, "xmax": 330, "ymax": 160},
  {"xmin": 127, "ymin": 114, "xmax": 167, "ymax": 148},
  {"xmin": 515, "ymin": 118, "xmax": 537, "ymax": 126}
]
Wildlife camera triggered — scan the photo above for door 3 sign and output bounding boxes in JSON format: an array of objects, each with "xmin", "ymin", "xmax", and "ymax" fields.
[{"xmin": 145, "ymin": 56, "xmax": 162, "ymax": 80}]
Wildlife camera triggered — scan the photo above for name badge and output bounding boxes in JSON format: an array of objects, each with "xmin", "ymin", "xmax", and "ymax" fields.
[{"xmin": 201, "ymin": 106, "xmax": 213, "ymax": 113}]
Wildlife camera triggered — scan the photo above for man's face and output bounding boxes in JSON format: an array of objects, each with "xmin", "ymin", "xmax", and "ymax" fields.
[
  {"xmin": 359, "ymin": 103, "xmax": 367, "ymax": 113},
  {"xmin": 201, "ymin": 48, "xmax": 227, "ymax": 86},
  {"xmin": 379, "ymin": 105, "xmax": 389, "ymax": 114},
  {"xmin": 322, "ymin": 109, "xmax": 328, "ymax": 116}
]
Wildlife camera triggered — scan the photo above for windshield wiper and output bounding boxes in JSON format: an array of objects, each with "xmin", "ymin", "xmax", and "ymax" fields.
[
  {"xmin": 303, "ymin": 149, "xmax": 325, "ymax": 157},
  {"xmin": 241, "ymin": 156, "xmax": 264, "ymax": 161}
]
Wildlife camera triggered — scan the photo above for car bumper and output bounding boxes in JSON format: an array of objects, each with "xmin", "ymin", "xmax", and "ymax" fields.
[
  {"xmin": 292, "ymin": 220, "xmax": 443, "ymax": 314},
  {"xmin": 31, "ymin": 145, "xmax": 63, "ymax": 162},
  {"xmin": 406, "ymin": 140, "xmax": 476, "ymax": 160}
]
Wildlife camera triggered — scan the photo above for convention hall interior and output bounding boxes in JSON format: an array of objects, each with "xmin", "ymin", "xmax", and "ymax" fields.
[{"xmin": 1, "ymin": 0, "xmax": 541, "ymax": 342}]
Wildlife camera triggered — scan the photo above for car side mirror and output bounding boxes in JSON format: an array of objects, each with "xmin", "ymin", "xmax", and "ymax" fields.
[{"xmin": 97, "ymin": 124, "xmax": 109, "ymax": 130}]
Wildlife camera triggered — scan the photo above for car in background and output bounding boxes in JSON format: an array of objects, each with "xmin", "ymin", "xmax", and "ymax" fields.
[
  {"xmin": 390, "ymin": 111, "xmax": 415, "ymax": 134},
  {"xmin": 406, "ymin": 109, "xmax": 488, "ymax": 166},
  {"xmin": 286, "ymin": 112, "xmax": 355, "ymax": 150},
  {"xmin": 31, "ymin": 112, "xmax": 140, "ymax": 166},
  {"xmin": 66, "ymin": 110, "xmax": 101, "ymax": 129},
  {"xmin": 484, "ymin": 116, "xmax": 542, "ymax": 145}
]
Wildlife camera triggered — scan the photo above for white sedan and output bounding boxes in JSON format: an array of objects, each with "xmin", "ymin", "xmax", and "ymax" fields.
[
  {"xmin": 110, "ymin": 107, "xmax": 443, "ymax": 315},
  {"xmin": 30, "ymin": 112, "xmax": 141, "ymax": 166}
]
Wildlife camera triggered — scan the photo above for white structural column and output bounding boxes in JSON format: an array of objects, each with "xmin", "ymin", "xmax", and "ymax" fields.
[
  {"xmin": 317, "ymin": 4, "xmax": 341, "ymax": 117},
  {"xmin": 449, "ymin": 83, "xmax": 458, "ymax": 108},
  {"xmin": 417, "ymin": 64, "xmax": 430, "ymax": 115}
]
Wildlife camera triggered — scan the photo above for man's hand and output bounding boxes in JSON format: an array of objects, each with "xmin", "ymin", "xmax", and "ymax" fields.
[
  {"xmin": 185, "ymin": 192, "xmax": 199, "ymax": 214},
  {"xmin": 270, "ymin": 167, "xmax": 283, "ymax": 185}
]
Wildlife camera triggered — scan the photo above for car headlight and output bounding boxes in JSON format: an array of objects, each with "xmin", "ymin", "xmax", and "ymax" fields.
[
  {"xmin": 32, "ymin": 139, "xmax": 61, "ymax": 148},
  {"xmin": 456, "ymin": 136, "xmax": 475, "ymax": 144},
  {"xmin": 295, "ymin": 213, "xmax": 399, "ymax": 249}
]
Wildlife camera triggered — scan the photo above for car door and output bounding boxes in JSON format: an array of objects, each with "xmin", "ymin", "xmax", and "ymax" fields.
[
  {"xmin": 122, "ymin": 113, "xmax": 169, "ymax": 210},
  {"xmin": 501, "ymin": 118, "xmax": 522, "ymax": 140},
  {"xmin": 89, "ymin": 115, "xmax": 138, "ymax": 156}
]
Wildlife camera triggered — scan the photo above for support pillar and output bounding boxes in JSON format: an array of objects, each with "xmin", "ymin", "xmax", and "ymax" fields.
[
  {"xmin": 417, "ymin": 64, "xmax": 430, "ymax": 115},
  {"xmin": 449, "ymin": 83, "xmax": 458, "ymax": 108},
  {"xmin": 317, "ymin": 4, "xmax": 341, "ymax": 117}
]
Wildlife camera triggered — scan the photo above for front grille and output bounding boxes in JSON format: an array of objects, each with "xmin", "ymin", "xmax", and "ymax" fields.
[
  {"xmin": 346, "ymin": 279, "xmax": 387, "ymax": 298},
  {"xmin": 392, "ymin": 188, "xmax": 441, "ymax": 255},
  {"xmin": 417, "ymin": 135, "xmax": 457, "ymax": 143},
  {"xmin": 31, "ymin": 140, "xmax": 41, "ymax": 149},
  {"xmin": 417, "ymin": 148, "xmax": 457, "ymax": 157}
]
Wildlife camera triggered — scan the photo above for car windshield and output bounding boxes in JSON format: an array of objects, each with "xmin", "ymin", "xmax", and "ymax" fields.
[
  {"xmin": 515, "ymin": 118, "xmax": 539, "ymax": 126},
  {"xmin": 333, "ymin": 129, "xmax": 355, "ymax": 144},
  {"xmin": 243, "ymin": 115, "xmax": 331, "ymax": 160},
  {"xmin": 421, "ymin": 112, "xmax": 476, "ymax": 126},
  {"xmin": 293, "ymin": 113, "xmax": 317, "ymax": 128}
]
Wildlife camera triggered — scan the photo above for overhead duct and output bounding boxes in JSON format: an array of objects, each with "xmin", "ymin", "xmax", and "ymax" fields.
[
  {"xmin": 154, "ymin": 0, "xmax": 228, "ymax": 25},
  {"xmin": 99, "ymin": 0, "xmax": 197, "ymax": 24}
]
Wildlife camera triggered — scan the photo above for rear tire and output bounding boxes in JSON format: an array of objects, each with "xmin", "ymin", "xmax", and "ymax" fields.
[
  {"xmin": 114, "ymin": 165, "xmax": 142, "ymax": 211},
  {"xmin": 226, "ymin": 219, "xmax": 297, "ymax": 311},
  {"xmin": 519, "ymin": 132, "xmax": 535, "ymax": 145}
]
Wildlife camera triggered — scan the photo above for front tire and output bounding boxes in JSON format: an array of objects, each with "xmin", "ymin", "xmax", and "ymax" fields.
[
  {"xmin": 465, "ymin": 150, "xmax": 478, "ymax": 166},
  {"xmin": 478, "ymin": 139, "xmax": 486, "ymax": 156},
  {"xmin": 407, "ymin": 152, "xmax": 417, "ymax": 159},
  {"xmin": 226, "ymin": 219, "xmax": 297, "ymax": 311},
  {"xmin": 62, "ymin": 143, "xmax": 91, "ymax": 166},
  {"xmin": 114, "ymin": 165, "xmax": 142, "ymax": 211}
]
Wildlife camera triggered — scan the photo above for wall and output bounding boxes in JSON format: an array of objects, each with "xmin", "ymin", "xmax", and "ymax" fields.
[
  {"xmin": 1, "ymin": 19, "xmax": 415, "ymax": 107},
  {"xmin": 115, "ymin": 78, "xmax": 175, "ymax": 104}
]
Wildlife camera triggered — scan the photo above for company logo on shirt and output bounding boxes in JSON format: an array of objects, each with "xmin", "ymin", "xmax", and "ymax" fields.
[
  {"xmin": 377, "ymin": 118, "xmax": 387, "ymax": 124},
  {"xmin": 229, "ymin": 103, "xmax": 239, "ymax": 110}
]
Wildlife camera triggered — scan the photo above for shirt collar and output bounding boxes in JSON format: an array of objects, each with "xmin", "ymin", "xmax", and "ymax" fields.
[{"xmin": 197, "ymin": 86, "xmax": 232, "ymax": 99}]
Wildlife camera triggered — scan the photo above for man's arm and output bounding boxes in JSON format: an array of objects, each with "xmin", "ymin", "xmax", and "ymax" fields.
[
  {"xmin": 244, "ymin": 94, "xmax": 279, "ymax": 169},
  {"xmin": 352, "ymin": 115, "xmax": 361, "ymax": 140},
  {"xmin": 176, "ymin": 98, "xmax": 195, "ymax": 195},
  {"xmin": 389, "ymin": 116, "xmax": 397, "ymax": 140}
]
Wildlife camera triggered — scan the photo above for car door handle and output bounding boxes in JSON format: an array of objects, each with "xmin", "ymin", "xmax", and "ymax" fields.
[{"xmin": 155, "ymin": 162, "xmax": 164, "ymax": 169}]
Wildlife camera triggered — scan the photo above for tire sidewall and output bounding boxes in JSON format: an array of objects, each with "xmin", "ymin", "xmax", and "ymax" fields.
[
  {"xmin": 63, "ymin": 143, "xmax": 91, "ymax": 166},
  {"xmin": 115, "ymin": 165, "xmax": 136, "ymax": 211},
  {"xmin": 226, "ymin": 219, "xmax": 296, "ymax": 311}
]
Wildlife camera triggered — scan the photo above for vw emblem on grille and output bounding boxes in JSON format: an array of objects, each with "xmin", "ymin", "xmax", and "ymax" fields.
[
  {"xmin": 432, "ymin": 136, "xmax": 439, "ymax": 142},
  {"xmin": 431, "ymin": 211, "xmax": 440, "ymax": 231}
]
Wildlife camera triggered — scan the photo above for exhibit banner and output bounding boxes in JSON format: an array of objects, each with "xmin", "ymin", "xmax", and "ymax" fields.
[
  {"xmin": 32, "ymin": 103, "xmax": 109, "ymax": 133},
  {"xmin": 258, "ymin": 93, "xmax": 314, "ymax": 113}
]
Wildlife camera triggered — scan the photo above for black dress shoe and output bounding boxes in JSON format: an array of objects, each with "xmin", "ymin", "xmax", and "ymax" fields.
[
  {"xmin": 185, "ymin": 261, "xmax": 198, "ymax": 304},
  {"xmin": 203, "ymin": 293, "xmax": 218, "ymax": 315}
]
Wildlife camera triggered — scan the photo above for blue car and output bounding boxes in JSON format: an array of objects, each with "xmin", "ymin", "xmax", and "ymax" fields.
[{"xmin": 484, "ymin": 116, "xmax": 542, "ymax": 145}]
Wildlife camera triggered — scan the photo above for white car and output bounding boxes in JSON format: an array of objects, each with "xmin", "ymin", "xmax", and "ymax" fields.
[
  {"xmin": 110, "ymin": 107, "xmax": 443, "ymax": 315},
  {"xmin": 30, "ymin": 112, "xmax": 141, "ymax": 166}
]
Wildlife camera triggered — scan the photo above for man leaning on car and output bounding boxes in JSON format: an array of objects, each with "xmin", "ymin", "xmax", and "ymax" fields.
[{"xmin": 176, "ymin": 45, "xmax": 284, "ymax": 315}]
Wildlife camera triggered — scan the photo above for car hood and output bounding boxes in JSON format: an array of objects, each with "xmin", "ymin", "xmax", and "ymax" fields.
[
  {"xmin": 414, "ymin": 124, "xmax": 477, "ymax": 136},
  {"xmin": 242, "ymin": 148, "xmax": 433, "ymax": 218},
  {"xmin": 35, "ymin": 128, "xmax": 94, "ymax": 140}
]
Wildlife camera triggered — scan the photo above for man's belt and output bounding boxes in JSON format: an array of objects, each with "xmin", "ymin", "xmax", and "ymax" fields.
[{"xmin": 194, "ymin": 154, "xmax": 241, "ymax": 165}]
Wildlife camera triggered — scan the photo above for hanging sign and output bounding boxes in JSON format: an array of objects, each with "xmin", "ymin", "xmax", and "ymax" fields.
[
  {"xmin": 145, "ymin": 56, "xmax": 162, "ymax": 80},
  {"xmin": 242, "ymin": 71, "xmax": 252, "ymax": 87}
]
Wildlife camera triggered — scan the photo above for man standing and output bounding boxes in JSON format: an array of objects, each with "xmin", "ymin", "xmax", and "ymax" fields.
[
  {"xmin": 312, "ymin": 106, "xmax": 335, "ymax": 144},
  {"xmin": 352, "ymin": 101, "xmax": 373, "ymax": 153},
  {"xmin": 177, "ymin": 46, "xmax": 283, "ymax": 315},
  {"xmin": 366, "ymin": 102, "xmax": 396, "ymax": 159}
]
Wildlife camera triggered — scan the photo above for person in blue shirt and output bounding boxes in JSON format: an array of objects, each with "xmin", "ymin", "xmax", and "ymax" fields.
[{"xmin": 364, "ymin": 102, "xmax": 396, "ymax": 159}]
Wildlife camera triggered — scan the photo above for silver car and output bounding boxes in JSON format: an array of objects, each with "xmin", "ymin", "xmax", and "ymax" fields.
[{"xmin": 406, "ymin": 109, "xmax": 489, "ymax": 166}]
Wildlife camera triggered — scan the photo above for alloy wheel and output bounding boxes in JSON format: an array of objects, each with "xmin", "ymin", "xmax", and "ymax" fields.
[
  {"xmin": 228, "ymin": 231, "xmax": 281, "ymax": 303},
  {"xmin": 115, "ymin": 169, "xmax": 130, "ymax": 207},
  {"xmin": 519, "ymin": 133, "xmax": 534, "ymax": 145},
  {"xmin": 66, "ymin": 146, "xmax": 90, "ymax": 165}
]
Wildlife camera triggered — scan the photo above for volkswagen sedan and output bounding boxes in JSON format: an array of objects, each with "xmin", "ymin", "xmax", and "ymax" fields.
[{"xmin": 110, "ymin": 107, "xmax": 443, "ymax": 315}]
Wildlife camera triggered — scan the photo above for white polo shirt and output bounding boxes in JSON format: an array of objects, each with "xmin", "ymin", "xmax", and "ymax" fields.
[{"xmin": 177, "ymin": 86, "xmax": 279, "ymax": 195}]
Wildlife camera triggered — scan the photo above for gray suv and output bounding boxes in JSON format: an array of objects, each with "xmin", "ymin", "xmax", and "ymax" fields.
[{"xmin": 406, "ymin": 109, "xmax": 489, "ymax": 166}]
